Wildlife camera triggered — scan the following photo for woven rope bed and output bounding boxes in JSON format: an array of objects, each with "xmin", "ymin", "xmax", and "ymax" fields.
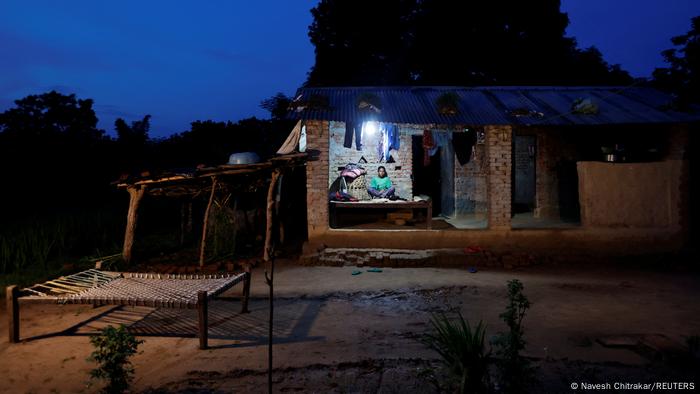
[{"xmin": 7, "ymin": 268, "xmax": 251, "ymax": 349}]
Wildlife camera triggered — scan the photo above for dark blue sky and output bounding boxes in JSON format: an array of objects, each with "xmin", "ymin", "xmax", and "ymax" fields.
[{"xmin": 1, "ymin": 1, "xmax": 699, "ymax": 137}]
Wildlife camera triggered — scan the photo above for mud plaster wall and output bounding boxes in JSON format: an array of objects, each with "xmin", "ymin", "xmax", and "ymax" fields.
[
  {"xmin": 328, "ymin": 121, "xmax": 414, "ymax": 199},
  {"xmin": 577, "ymin": 160, "xmax": 684, "ymax": 228}
]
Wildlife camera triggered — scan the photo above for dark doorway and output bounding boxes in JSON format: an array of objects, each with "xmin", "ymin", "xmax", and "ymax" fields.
[
  {"xmin": 513, "ymin": 135, "xmax": 536, "ymax": 213},
  {"xmin": 412, "ymin": 136, "xmax": 442, "ymax": 215},
  {"xmin": 557, "ymin": 160, "xmax": 581, "ymax": 222}
]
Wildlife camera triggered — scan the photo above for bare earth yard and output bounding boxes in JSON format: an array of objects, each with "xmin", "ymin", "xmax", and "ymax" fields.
[{"xmin": 1, "ymin": 261, "xmax": 699, "ymax": 393}]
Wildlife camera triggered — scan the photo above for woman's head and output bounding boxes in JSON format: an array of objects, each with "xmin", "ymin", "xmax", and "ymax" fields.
[{"xmin": 377, "ymin": 166, "xmax": 387, "ymax": 178}]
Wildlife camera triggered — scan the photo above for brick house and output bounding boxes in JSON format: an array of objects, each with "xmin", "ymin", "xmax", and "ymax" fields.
[{"xmin": 288, "ymin": 86, "xmax": 698, "ymax": 255}]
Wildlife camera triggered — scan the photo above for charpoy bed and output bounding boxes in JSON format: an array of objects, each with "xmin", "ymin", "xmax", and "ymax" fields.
[{"xmin": 6, "ymin": 268, "xmax": 251, "ymax": 349}]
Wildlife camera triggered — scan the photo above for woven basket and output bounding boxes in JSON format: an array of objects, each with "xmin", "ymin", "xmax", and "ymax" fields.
[{"xmin": 346, "ymin": 175, "xmax": 371, "ymax": 200}]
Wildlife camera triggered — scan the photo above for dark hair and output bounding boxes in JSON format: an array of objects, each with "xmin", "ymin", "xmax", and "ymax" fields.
[{"xmin": 377, "ymin": 166, "xmax": 386, "ymax": 172}]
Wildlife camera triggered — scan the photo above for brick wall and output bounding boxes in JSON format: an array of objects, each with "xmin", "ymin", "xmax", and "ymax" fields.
[
  {"xmin": 328, "ymin": 121, "xmax": 414, "ymax": 199},
  {"xmin": 305, "ymin": 120, "xmax": 329, "ymax": 237},
  {"xmin": 486, "ymin": 125, "xmax": 512, "ymax": 228}
]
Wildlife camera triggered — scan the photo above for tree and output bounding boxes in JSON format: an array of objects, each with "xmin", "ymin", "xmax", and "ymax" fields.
[
  {"xmin": 653, "ymin": 16, "xmax": 700, "ymax": 108},
  {"xmin": 0, "ymin": 90, "xmax": 104, "ymax": 141},
  {"xmin": 115, "ymin": 115, "xmax": 151, "ymax": 146},
  {"xmin": 305, "ymin": 0, "xmax": 632, "ymax": 86},
  {"xmin": 260, "ymin": 93, "xmax": 292, "ymax": 120}
]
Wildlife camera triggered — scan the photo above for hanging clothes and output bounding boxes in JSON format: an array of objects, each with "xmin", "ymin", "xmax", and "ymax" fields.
[
  {"xmin": 428, "ymin": 130, "xmax": 452, "ymax": 157},
  {"xmin": 276, "ymin": 120, "xmax": 301, "ymax": 155},
  {"xmin": 343, "ymin": 120, "xmax": 363, "ymax": 150},
  {"xmin": 423, "ymin": 129, "xmax": 434, "ymax": 166},
  {"xmin": 376, "ymin": 125, "xmax": 386, "ymax": 162},
  {"xmin": 453, "ymin": 130, "xmax": 477, "ymax": 165}
]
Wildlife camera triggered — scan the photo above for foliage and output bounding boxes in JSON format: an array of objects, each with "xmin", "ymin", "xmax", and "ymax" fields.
[
  {"xmin": 260, "ymin": 93, "xmax": 292, "ymax": 120},
  {"xmin": 422, "ymin": 312, "xmax": 491, "ymax": 394},
  {"xmin": 88, "ymin": 325, "xmax": 143, "ymax": 394},
  {"xmin": 571, "ymin": 98, "xmax": 599, "ymax": 115},
  {"xmin": 356, "ymin": 92, "xmax": 382, "ymax": 112},
  {"xmin": 115, "ymin": 115, "xmax": 151, "ymax": 146},
  {"xmin": 492, "ymin": 279, "xmax": 535, "ymax": 393},
  {"xmin": 436, "ymin": 92, "xmax": 460, "ymax": 115},
  {"xmin": 653, "ymin": 16, "xmax": 700, "ymax": 109},
  {"xmin": 0, "ymin": 210, "xmax": 123, "ymax": 275},
  {"xmin": 0, "ymin": 90, "xmax": 104, "ymax": 141},
  {"xmin": 306, "ymin": 0, "xmax": 632, "ymax": 86}
]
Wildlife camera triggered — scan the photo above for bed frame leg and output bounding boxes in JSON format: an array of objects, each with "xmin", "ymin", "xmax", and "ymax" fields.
[
  {"xmin": 6, "ymin": 286, "xmax": 19, "ymax": 343},
  {"xmin": 241, "ymin": 266, "xmax": 251, "ymax": 314},
  {"xmin": 197, "ymin": 291, "xmax": 208, "ymax": 350}
]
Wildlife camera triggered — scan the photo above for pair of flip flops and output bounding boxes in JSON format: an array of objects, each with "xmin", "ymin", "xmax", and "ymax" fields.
[{"xmin": 352, "ymin": 267, "xmax": 383, "ymax": 275}]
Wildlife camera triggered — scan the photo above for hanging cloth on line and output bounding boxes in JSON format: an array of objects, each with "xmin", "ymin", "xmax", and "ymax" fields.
[{"xmin": 452, "ymin": 130, "xmax": 477, "ymax": 165}]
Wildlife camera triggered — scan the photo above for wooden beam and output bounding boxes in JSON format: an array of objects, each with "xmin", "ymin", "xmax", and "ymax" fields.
[
  {"xmin": 6, "ymin": 286, "xmax": 19, "ymax": 343},
  {"xmin": 197, "ymin": 290, "xmax": 208, "ymax": 349},
  {"xmin": 199, "ymin": 177, "xmax": 218, "ymax": 267},
  {"xmin": 123, "ymin": 186, "xmax": 146, "ymax": 265}
]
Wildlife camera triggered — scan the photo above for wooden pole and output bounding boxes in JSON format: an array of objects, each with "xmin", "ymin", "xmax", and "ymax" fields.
[
  {"xmin": 197, "ymin": 290, "xmax": 208, "ymax": 350},
  {"xmin": 6, "ymin": 286, "xmax": 19, "ymax": 343},
  {"xmin": 123, "ymin": 186, "xmax": 146, "ymax": 265},
  {"xmin": 199, "ymin": 177, "xmax": 218, "ymax": 268},
  {"xmin": 180, "ymin": 201, "xmax": 187, "ymax": 246},
  {"xmin": 263, "ymin": 170, "xmax": 281, "ymax": 262},
  {"xmin": 241, "ymin": 264, "xmax": 251, "ymax": 314},
  {"xmin": 264, "ymin": 169, "xmax": 281, "ymax": 394}
]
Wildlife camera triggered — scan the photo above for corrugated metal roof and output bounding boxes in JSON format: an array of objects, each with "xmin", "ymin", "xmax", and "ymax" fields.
[{"xmin": 287, "ymin": 86, "xmax": 700, "ymax": 126}]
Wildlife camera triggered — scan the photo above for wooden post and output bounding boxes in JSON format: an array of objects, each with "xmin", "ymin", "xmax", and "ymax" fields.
[
  {"xmin": 241, "ymin": 265, "xmax": 251, "ymax": 314},
  {"xmin": 263, "ymin": 170, "xmax": 281, "ymax": 262},
  {"xmin": 197, "ymin": 290, "xmax": 208, "ymax": 349},
  {"xmin": 263, "ymin": 168, "xmax": 282, "ymax": 394},
  {"xmin": 180, "ymin": 201, "xmax": 187, "ymax": 246},
  {"xmin": 199, "ymin": 177, "xmax": 218, "ymax": 267},
  {"xmin": 6, "ymin": 286, "xmax": 19, "ymax": 343},
  {"xmin": 123, "ymin": 186, "xmax": 146, "ymax": 265}
]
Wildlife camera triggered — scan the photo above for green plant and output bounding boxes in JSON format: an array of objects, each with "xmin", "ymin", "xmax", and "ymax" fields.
[
  {"xmin": 422, "ymin": 312, "xmax": 491, "ymax": 393},
  {"xmin": 492, "ymin": 279, "xmax": 534, "ymax": 393},
  {"xmin": 88, "ymin": 325, "xmax": 143, "ymax": 394},
  {"xmin": 571, "ymin": 97, "xmax": 599, "ymax": 115},
  {"xmin": 436, "ymin": 92, "xmax": 460, "ymax": 115},
  {"xmin": 356, "ymin": 92, "xmax": 382, "ymax": 113}
]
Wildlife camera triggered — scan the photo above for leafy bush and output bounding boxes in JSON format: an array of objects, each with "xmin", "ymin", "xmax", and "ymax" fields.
[
  {"xmin": 492, "ymin": 279, "xmax": 535, "ymax": 393},
  {"xmin": 88, "ymin": 325, "xmax": 143, "ymax": 394},
  {"xmin": 436, "ymin": 92, "xmax": 460, "ymax": 115},
  {"xmin": 422, "ymin": 312, "xmax": 491, "ymax": 393}
]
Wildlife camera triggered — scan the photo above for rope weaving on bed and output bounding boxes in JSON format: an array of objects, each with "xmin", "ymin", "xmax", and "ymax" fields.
[{"xmin": 19, "ymin": 269, "xmax": 248, "ymax": 309}]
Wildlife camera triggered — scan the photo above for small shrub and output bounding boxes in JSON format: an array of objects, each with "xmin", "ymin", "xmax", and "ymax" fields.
[
  {"xmin": 88, "ymin": 325, "xmax": 143, "ymax": 394},
  {"xmin": 492, "ymin": 279, "xmax": 535, "ymax": 393},
  {"xmin": 436, "ymin": 92, "xmax": 460, "ymax": 115},
  {"xmin": 422, "ymin": 312, "xmax": 491, "ymax": 393}
]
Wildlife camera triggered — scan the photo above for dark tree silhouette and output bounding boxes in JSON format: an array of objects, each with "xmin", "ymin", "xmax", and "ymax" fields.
[
  {"xmin": 0, "ymin": 90, "xmax": 104, "ymax": 141},
  {"xmin": 115, "ymin": 115, "xmax": 151, "ymax": 146},
  {"xmin": 260, "ymin": 93, "xmax": 292, "ymax": 120},
  {"xmin": 306, "ymin": 0, "xmax": 632, "ymax": 86},
  {"xmin": 653, "ymin": 16, "xmax": 700, "ymax": 108}
]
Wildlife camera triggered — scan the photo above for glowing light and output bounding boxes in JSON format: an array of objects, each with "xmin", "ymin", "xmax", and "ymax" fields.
[{"xmin": 363, "ymin": 121, "xmax": 378, "ymax": 135}]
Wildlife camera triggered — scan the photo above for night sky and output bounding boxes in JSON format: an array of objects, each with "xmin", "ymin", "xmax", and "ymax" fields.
[{"xmin": 1, "ymin": 1, "xmax": 699, "ymax": 137}]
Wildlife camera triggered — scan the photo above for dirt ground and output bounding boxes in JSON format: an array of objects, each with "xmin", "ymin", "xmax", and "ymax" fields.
[{"xmin": 1, "ymin": 260, "xmax": 699, "ymax": 393}]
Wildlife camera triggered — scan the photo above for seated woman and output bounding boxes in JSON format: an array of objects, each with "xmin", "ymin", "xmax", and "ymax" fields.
[{"xmin": 368, "ymin": 166, "xmax": 396, "ymax": 198}]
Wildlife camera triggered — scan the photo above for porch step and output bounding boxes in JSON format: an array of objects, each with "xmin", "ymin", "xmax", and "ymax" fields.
[{"xmin": 299, "ymin": 247, "xmax": 543, "ymax": 268}]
